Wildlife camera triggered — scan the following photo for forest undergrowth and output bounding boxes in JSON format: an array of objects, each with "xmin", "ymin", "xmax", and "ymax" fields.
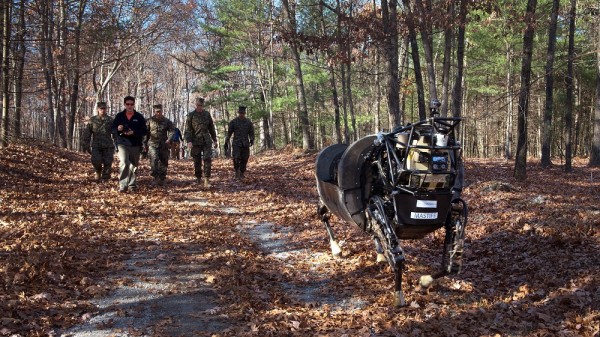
[{"xmin": 0, "ymin": 140, "xmax": 598, "ymax": 336}]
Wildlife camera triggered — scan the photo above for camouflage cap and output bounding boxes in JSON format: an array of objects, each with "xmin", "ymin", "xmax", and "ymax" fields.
[
  {"xmin": 238, "ymin": 106, "xmax": 247, "ymax": 114},
  {"xmin": 96, "ymin": 102, "xmax": 107, "ymax": 109},
  {"xmin": 195, "ymin": 97, "xmax": 205, "ymax": 105},
  {"xmin": 153, "ymin": 104, "xmax": 162, "ymax": 110}
]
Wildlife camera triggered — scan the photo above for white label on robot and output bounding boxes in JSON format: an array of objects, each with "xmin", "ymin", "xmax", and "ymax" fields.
[
  {"xmin": 416, "ymin": 200, "xmax": 437, "ymax": 208},
  {"xmin": 411, "ymin": 212, "xmax": 438, "ymax": 220}
]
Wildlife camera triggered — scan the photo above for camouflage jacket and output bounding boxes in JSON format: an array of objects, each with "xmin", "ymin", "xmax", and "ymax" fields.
[
  {"xmin": 225, "ymin": 117, "xmax": 254, "ymax": 147},
  {"xmin": 145, "ymin": 116, "xmax": 175, "ymax": 147},
  {"xmin": 184, "ymin": 109, "xmax": 217, "ymax": 146},
  {"xmin": 82, "ymin": 114, "xmax": 115, "ymax": 149}
]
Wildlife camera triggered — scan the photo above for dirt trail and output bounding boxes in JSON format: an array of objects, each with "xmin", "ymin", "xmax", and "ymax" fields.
[
  {"xmin": 59, "ymin": 197, "xmax": 232, "ymax": 336},
  {"xmin": 59, "ymin": 196, "xmax": 365, "ymax": 336}
]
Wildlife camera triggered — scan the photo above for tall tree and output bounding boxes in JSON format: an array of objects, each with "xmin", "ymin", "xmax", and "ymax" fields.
[
  {"xmin": 541, "ymin": 0, "xmax": 559, "ymax": 167},
  {"xmin": 67, "ymin": 0, "xmax": 87, "ymax": 149},
  {"xmin": 12, "ymin": 0, "xmax": 26, "ymax": 142},
  {"xmin": 415, "ymin": 0, "xmax": 438, "ymax": 103},
  {"xmin": 514, "ymin": 0, "xmax": 538, "ymax": 181},
  {"xmin": 1, "ymin": 0, "xmax": 11, "ymax": 148},
  {"xmin": 564, "ymin": 0, "xmax": 576, "ymax": 172},
  {"xmin": 589, "ymin": 5, "xmax": 600, "ymax": 166},
  {"xmin": 319, "ymin": 2, "xmax": 342, "ymax": 143},
  {"xmin": 440, "ymin": 1, "xmax": 453, "ymax": 117},
  {"xmin": 403, "ymin": 0, "xmax": 426, "ymax": 120},
  {"xmin": 451, "ymin": 0, "xmax": 467, "ymax": 120},
  {"xmin": 39, "ymin": 0, "xmax": 56, "ymax": 142},
  {"xmin": 381, "ymin": 0, "xmax": 401, "ymax": 126},
  {"xmin": 282, "ymin": 0, "xmax": 314, "ymax": 150}
]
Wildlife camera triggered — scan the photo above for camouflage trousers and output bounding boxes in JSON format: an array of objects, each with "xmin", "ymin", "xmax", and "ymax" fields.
[
  {"xmin": 148, "ymin": 144, "xmax": 170, "ymax": 180},
  {"xmin": 117, "ymin": 145, "xmax": 141, "ymax": 190},
  {"xmin": 232, "ymin": 145, "xmax": 250, "ymax": 173},
  {"xmin": 91, "ymin": 146, "xmax": 114, "ymax": 179},
  {"xmin": 191, "ymin": 143, "xmax": 212, "ymax": 178}
]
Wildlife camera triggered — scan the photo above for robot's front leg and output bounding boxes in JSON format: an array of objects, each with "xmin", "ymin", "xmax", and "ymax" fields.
[
  {"xmin": 368, "ymin": 197, "xmax": 407, "ymax": 307},
  {"xmin": 420, "ymin": 198, "xmax": 468, "ymax": 289},
  {"xmin": 445, "ymin": 198, "xmax": 467, "ymax": 274}
]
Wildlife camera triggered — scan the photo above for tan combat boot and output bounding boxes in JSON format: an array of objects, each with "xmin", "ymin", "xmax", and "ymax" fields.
[
  {"xmin": 95, "ymin": 171, "xmax": 102, "ymax": 181},
  {"xmin": 203, "ymin": 177, "xmax": 211, "ymax": 188}
]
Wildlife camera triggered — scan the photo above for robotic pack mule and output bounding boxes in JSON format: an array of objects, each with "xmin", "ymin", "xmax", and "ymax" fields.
[{"xmin": 315, "ymin": 101, "xmax": 468, "ymax": 307}]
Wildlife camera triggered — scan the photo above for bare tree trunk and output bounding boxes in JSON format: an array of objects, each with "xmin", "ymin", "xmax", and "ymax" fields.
[
  {"xmin": 1, "ymin": 0, "xmax": 11, "ymax": 148},
  {"xmin": 282, "ymin": 0, "xmax": 313, "ymax": 150},
  {"xmin": 340, "ymin": 63, "xmax": 350, "ymax": 143},
  {"xmin": 374, "ymin": 52, "xmax": 381, "ymax": 131},
  {"xmin": 452, "ymin": 0, "xmax": 467, "ymax": 120},
  {"xmin": 505, "ymin": 40, "xmax": 514, "ymax": 159},
  {"xmin": 440, "ymin": 1, "xmax": 453, "ymax": 117},
  {"xmin": 409, "ymin": 32, "xmax": 426, "ymax": 120},
  {"xmin": 40, "ymin": 0, "xmax": 55, "ymax": 142},
  {"xmin": 564, "ymin": 0, "xmax": 576, "ymax": 172},
  {"xmin": 55, "ymin": 0, "xmax": 68, "ymax": 148},
  {"xmin": 591, "ymin": 18, "xmax": 600, "ymax": 166},
  {"xmin": 346, "ymin": 62, "xmax": 357, "ymax": 142},
  {"xmin": 416, "ymin": 0, "xmax": 438, "ymax": 102},
  {"xmin": 329, "ymin": 64, "xmax": 342, "ymax": 143},
  {"xmin": 403, "ymin": 0, "xmax": 426, "ymax": 120},
  {"xmin": 541, "ymin": 0, "xmax": 560, "ymax": 167},
  {"xmin": 68, "ymin": 0, "xmax": 86, "ymax": 150},
  {"xmin": 12, "ymin": 0, "xmax": 25, "ymax": 141},
  {"xmin": 319, "ymin": 2, "xmax": 342, "ymax": 143},
  {"xmin": 381, "ymin": 0, "xmax": 401, "ymax": 126},
  {"xmin": 346, "ymin": 4, "xmax": 357, "ymax": 142},
  {"xmin": 514, "ymin": 0, "xmax": 537, "ymax": 181}
]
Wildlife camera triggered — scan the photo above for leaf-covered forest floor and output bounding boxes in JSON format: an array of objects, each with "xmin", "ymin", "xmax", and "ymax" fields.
[{"xmin": 0, "ymin": 141, "xmax": 599, "ymax": 337}]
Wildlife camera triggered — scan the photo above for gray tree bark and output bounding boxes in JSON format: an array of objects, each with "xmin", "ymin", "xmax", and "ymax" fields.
[
  {"xmin": 591, "ymin": 12, "xmax": 600, "ymax": 166},
  {"xmin": 282, "ymin": 0, "xmax": 314, "ymax": 150},
  {"xmin": 403, "ymin": 0, "xmax": 426, "ymax": 120},
  {"xmin": 1, "ymin": 0, "xmax": 10, "ymax": 148},
  {"xmin": 416, "ymin": 0, "xmax": 438, "ymax": 103},
  {"xmin": 382, "ymin": 0, "xmax": 401, "ymax": 126},
  {"xmin": 440, "ymin": 1, "xmax": 453, "ymax": 117},
  {"xmin": 541, "ymin": 0, "xmax": 560, "ymax": 167},
  {"xmin": 12, "ymin": 0, "xmax": 26, "ymax": 142},
  {"xmin": 68, "ymin": 0, "xmax": 87, "ymax": 150},
  {"xmin": 514, "ymin": 0, "xmax": 537, "ymax": 181},
  {"xmin": 451, "ymin": 0, "xmax": 467, "ymax": 120},
  {"xmin": 564, "ymin": 0, "xmax": 576, "ymax": 172}
]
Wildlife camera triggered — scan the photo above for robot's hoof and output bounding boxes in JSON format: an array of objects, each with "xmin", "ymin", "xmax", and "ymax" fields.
[
  {"xmin": 394, "ymin": 291, "xmax": 406, "ymax": 307},
  {"xmin": 419, "ymin": 275, "xmax": 435, "ymax": 288},
  {"xmin": 376, "ymin": 253, "xmax": 386, "ymax": 264},
  {"xmin": 330, "ymin": 240, "xmax": 342, "ymax": 257}
]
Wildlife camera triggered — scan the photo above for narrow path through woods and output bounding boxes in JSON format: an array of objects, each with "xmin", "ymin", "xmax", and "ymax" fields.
[
  {"xmin": 60, "ymin": 195, "xmax": 365, "ymax": 336},
  {"xmin": 56, "ymin": 151, "xmax": 365, "ymax": 336}
]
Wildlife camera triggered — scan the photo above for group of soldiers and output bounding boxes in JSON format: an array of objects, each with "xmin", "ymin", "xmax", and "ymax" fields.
[{"xmin": 82, "ymin": 96, "xmax": 255, "ymax": 192}]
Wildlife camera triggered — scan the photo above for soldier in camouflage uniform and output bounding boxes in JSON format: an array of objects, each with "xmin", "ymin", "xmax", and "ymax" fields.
[
  {"xmin": 224, "ymin": 106, "xmax": 255, "ymax": 179},
  {"xmin": 184, "ymin": 97, "xmax": 218, "ymax": 187},
  {"xmin": 82, "ymin": 102, "xmax": 115, "ymax": 181},
  {"xmin": 145, "ymin": 104, "xmax": 175, "ymax": 185}
]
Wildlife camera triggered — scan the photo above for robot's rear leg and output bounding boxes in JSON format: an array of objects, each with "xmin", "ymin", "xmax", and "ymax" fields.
[{"xmin": 318, "ymin": 203, "xmax": 342, "ymax": 257}]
